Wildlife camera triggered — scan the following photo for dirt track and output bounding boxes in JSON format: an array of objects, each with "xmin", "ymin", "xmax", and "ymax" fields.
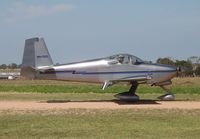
[{"xmin": 0, "ymin": 100, "xmax": 200, "ymax": 110}]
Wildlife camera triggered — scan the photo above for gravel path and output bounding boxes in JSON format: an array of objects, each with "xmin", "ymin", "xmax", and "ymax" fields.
[{"xmin": 0, "ymin": 100, "xmax": 200, "ymax": 110}]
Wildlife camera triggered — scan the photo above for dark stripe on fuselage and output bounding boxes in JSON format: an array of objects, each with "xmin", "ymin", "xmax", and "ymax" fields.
[
  {"xmin": 73, "ymin": 70, "xmax": 176, "ymax": 75},
  {"xmin": 119, "ymin": 75, "xmax": 148, "ymax": 80},
  {"xmin": 39, "ymin": 70, "xmax": 74, "ymax": 74},
  {"xmin": 39, "ymin": 70, "xmax": 177, "ymax": 75}
]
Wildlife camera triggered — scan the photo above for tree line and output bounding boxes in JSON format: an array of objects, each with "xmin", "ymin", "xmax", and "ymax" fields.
[
  {"xmin": 0, "ymin": 63, "xmax": 21, "ymax": 69},
  {"xmin": 157, "ymin": 56, "xmax": 200, "ymax": 77}
]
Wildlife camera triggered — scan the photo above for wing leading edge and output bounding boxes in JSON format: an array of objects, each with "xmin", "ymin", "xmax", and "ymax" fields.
[{"xmin": 102, "ymin": 75, "xmax": 152, "ymax": 90}]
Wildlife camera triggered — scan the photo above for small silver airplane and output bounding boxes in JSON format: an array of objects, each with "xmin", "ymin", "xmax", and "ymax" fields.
[{"xmin": 21, "ymin": 37, "xmax": 180, "ymax": 101}]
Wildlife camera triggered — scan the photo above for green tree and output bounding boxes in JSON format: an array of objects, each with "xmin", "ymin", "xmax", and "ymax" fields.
[
  {"xmin": 175, "ymin": 60, "xmax": 192, "ymax": 68},
  {"xmin": 195, "ymin": 66, "xmax": 200, "ymax": 76},
  {"xmin": 8, "ymin": 63, "xmax": 18, "ymax": 69},
  {"xmin": 17, "ymin": 64, "xmax": 22, "ymax": 68},
  {"xmin": 188, "ymin": 56, "xmax": 200, "ymax": 72},
  {"xmin": 0, "ymin": 64, "xmax": 7, "ymax": 69},
  {"xmin": 156, "ymin": 57, "xmax": 175, "ymax": 65},
  {"xmin": 188, "ymin": 56, "xmax": 199, "ymax": 64}
]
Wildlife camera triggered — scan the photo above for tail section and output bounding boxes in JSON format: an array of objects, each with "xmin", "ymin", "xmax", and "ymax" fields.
[{"xmin": 21, "ymin": 37, "xmax": 53, "ymax": 79}]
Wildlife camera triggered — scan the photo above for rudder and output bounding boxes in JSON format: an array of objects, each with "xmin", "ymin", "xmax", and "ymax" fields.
[{"xmin": 21, "ymin": 37, "xmax": 53, "ymax": 79}]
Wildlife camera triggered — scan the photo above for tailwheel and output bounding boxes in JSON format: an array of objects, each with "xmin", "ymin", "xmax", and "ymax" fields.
[{"xmin": 114, "ymin": 81, "xmax": 140, "ymax": 101}]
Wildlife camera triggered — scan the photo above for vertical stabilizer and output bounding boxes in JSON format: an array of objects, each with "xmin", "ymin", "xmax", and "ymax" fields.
[
  {"xmin": 22, "ymin": 37, "xmax": 53, "ymax": 68},
  {"xmin": 21, "ymin": 37, "xmax": 53, "ymax": 79}
]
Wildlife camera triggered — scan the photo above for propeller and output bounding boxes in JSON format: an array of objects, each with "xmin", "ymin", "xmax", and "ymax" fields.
[{"xmin": 176, "ymin": 66, "xmax": 192, "ymax": 77}]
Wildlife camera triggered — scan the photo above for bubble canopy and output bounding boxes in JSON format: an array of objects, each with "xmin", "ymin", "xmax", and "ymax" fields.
[{"xmin": 107, "ymin": 54, "xmax": 144, "ymax": 65}]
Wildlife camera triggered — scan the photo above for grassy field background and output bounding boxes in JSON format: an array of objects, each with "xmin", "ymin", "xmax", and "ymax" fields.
[
  {"xmin": 0, "ymin": 77, "xmax": 200, "ymax": 101},
  {"xmin": 0, "ymin": 77, "xmax": 200, "ymax": 94}
]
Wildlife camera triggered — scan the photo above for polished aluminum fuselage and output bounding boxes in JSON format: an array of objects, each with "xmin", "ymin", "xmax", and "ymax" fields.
[{"xmin": 37, "ymin": 58, "xmax": 177, "ymax": 85}]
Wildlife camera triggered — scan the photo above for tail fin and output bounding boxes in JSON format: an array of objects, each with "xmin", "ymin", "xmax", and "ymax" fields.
[{"xmin": 21, "ymin": 37, "xmax": 53, "ymax": 79}]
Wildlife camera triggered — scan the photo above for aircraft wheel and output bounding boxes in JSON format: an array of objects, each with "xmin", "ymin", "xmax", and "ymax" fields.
[
  {"xmin": 114, "ymin": 92, "xmax": 140, "ymax": 101},
  {"xmin": 157, "ymin": 93, "xmax": 175, "ymax": 101}
]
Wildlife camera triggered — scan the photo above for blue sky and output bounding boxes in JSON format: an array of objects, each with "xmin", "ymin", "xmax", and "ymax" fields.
[{"xmin": 0, "ymin": 0, "xmax": 200, "ymax": 64}]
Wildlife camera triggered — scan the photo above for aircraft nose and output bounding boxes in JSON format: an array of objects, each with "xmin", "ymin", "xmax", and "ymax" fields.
[
  {"xmin": 164, "ymin": 65, "xmax": 179, "ymax": 77},
  {"xmin": 166, "ymin": 65, "xmax": 182, "ymax": 72},
  {"xmin": 148, "ymin": 64, "xmax": 179, "ymax": 84},
  {"xmin": 157, "ymin": 64, "xmax": 178, "ymax": 76},
  {"xmin": 161, "ymin": 65, "xmax": 177, "ymax": 71},
  {"xmin": 156, "ymin": 65, "xmax": 178, "ymax": 81}
]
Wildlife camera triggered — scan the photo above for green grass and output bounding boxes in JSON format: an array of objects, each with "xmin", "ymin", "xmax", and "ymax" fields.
[
  {"xmin": 0, "ymin": 80, "xmax": 128, "ymax": 93},
  {"xmin": 0, "ymin": 78, "xmax": 200, "ymax": 94},
  {"xmin": 1, "ymin": 84, "xmax": 200, "ymax": 94},
  {"xmin": 0, "ymin": 109, "xmax": 200, "ymax": 139},
  {"xmin": 0, "ymin": 78, "xmax": 200, "ymax": 101}
]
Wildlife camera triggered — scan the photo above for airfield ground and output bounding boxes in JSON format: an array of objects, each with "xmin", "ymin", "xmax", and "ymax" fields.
[
  {"xmin": 0, "ymin": 100, "xmax": 200, "ymax": 110},
  {"xmin": 0, "ymin": 104, "xmax": 200, "ymax": 139},
  {"xmin": 0, "ymin": 78, "xmax": 200, "ymax": 138}
]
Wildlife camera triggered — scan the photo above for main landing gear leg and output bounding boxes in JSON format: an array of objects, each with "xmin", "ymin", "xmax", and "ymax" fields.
[
  {"xmin": 114, "ymin": 81, "xmax": 140, "ymax": 101},
  {"xmin": 157, "ymin": 86, "xmax": 175, "ymax": 101}
]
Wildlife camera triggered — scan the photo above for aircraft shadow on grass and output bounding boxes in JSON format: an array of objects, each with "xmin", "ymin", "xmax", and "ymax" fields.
[{"xmin": 44, "ymin": 99, "xmax": 160, "ymax": 105}]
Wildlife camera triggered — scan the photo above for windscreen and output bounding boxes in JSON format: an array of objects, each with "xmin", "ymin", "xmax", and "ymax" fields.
[{"xmin": 107, "ymin": 54, "xmax": 144, "ymax": 65}]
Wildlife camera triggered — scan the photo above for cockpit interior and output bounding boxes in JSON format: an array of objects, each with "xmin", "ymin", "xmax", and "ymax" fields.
[{"xmin": 108, "ymin": 54, "xmax": 144, "ymax": 65}]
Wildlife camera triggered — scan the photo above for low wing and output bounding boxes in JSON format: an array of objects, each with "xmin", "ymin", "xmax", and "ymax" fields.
[
  {"xmin": 102, "ymin": 75, "xmax": 152, "ymax": 90},
  {"xmin": 117, "ymin": 75, "xmax": 152, "ymax": 81}
]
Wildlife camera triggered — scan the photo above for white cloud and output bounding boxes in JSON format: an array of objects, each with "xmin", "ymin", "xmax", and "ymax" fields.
[{"xmin": 5, "ymin": 2, "xmax": 75, "ymax": 22}]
